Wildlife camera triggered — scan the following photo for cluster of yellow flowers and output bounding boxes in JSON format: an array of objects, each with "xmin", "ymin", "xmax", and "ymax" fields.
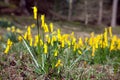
[
  {"xmin": 4, "ymin": 6, "xmax": 120, "ymax": 68},
  {"xmin": 87, "ymin": 27, "xmax": 120, "ymax": 56},
  {"xmin": 7, "ymin": 26, "xmax": 23, "ymax": 33}
]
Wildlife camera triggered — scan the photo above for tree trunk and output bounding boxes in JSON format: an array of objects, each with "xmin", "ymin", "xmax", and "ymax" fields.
[
  {"xmin": 111, "ymin": 0, "xmax": 118, "ymax": 27},
  {"xmin": 4, "ymin": 0, "xmax": 9, "ymax": 5},
  {"xmin": 97, "ymin": 0, "xmax": 103, "ymax": 25},
  {"xmin": 68, "ymin": 0, "xmax": 73, "ymax": 21},
  {"xmin": 84, "ymin": 0, "xmax": 88, "ymax": 25},
  {"xmin": 19, "ymin": 0, "xmax": 30, "ymax": 15}
]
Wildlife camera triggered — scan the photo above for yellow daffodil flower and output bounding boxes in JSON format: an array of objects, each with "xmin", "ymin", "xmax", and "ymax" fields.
[
  {"xmin": 31, "ymin": 23, "xmax": 36, "ymax": 28},
  {"xmin": 11, "ymin": 26, "xmax": 15, "ymax": 32},
  {"xmin": 109, "ymin": 27, "xmax": 112, "ymax": 38},
  {"xmin": 34, "ymin": 35, "xmax": 39, "ymax": 46},
  {"xmin": 32, "ymin": 6, "xmax": 37, "ymax": 20},
  {"xmin": 78, "ymin": 50, "xmax": 82, "ymax": 54},
  {"xmin": 4, "ymin": 39, "xmax": 13, "ymax": 54},
  {"xmin": 7, "ymin": 27, "xmax": 11, "ymax": 31},
  {"xmin": 18, "ymin": 36, "xmax": 22, "ymax": 41},
  {"xmin": 92, "ymin": 46, "xmax": 95, "ymax": 57},
  {"xmin": 50, "ymin": 23, "xmax": 53, "ymax": 32},
  {"xmin": 55, "ymin": 59, "xmax": 63, "ymax": 67},
  {"xmin": 44, "ymin": 43, "xmax": 48, "ymax": 54},
  {"xmin": 54, "ymin": 50, "xmax": 58, "ymax": 57},
  {"xmin": 41, "ymin": 15, "xmax": 45, "ymax": 27}
]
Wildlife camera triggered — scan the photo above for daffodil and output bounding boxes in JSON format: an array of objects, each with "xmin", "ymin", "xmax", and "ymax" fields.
[
  {"xmin": 41, "ymin": 15, "xmax": 45, "ymax": 27},
  {"xmin": 11, "ymin": 26, "xmax": 15, "ymax": 32},
  {"xmin": 73, "ymin": 43, "xmax": 78, "ymax": 51},
  {"xmin": 110, "ymin": 35, "xmax": 117, "ymax": 51},
  {"xmin": 85, "ymin": 37, "xmax": 88, "ymax": 44},
  {"xmin": 55, "ymin": 59, "xmax": 62, "ymax": 67},
  {"xmin": 78, "ymin": 38, "xmax": 83, "ymax": 47},
  {"xmin": 92, "ymin": 46, "xmax": 95, "ymax": 57},
  {"xmin": 89, "ymin": 32, "xmax": 94, "ymax": 46},
  {"xmin": 103, "ymin": 28, "xmax": 108, "ymax": 48},
  {"xmin": 51, "ymin": 36, "xmax": 57, "ymax": 46},
  {"xmin": 61, "ymin": 40, "xmax": 65, "ymax": 48},
  {"xmin": 24, "ymin": 32, "xmax": 27, "ymax": 40},
  {"xmin": 27, "ymin": 26, "xmax": 32, "ymax": 40},
  {"xmin": 40, "ymin": 39, "xmax": 43, "ymax": 46},
  {"xmin": 67, "ymin": 41, "xmax": 71, "ymax": 48},
  {"xmin": 72, "ymin": 37, "xmax": 76, "ymax": 45},
  {"xmin": 30, "ymin": 38, "xmax": 33, "ymax": 46},
  {"xmin": 44, "ymin": 23, "xmax": 49, "ymax": 32},
  {"xmin": 4, "ymin": 39, "xmax": 13, "ymax": 54},
  {"xmin": 32, "ymin": 6, "xmax": 37, "ymax": 20},
  {"xmin": 45, "ymin": 34, "xmax": 50, "ymax": 43},
  {"xmin": 34, "ymin": 35, "xmax": 39, "ymax": 46},
  {"xmin": 4, "ymin": 46, "xmax": 10, "ymax": 54},
  {"xmin": 18, "ymin": 35, "xmax": 22, "ymax": 41},
  {"xmin": 78, "ymin": 50, "xmax": 82, "ymax": 54},
  {"xmin": 117, "ymin": 39, "xmax": 120, "ymax": 50},
  {"xmin": 109, "ymin": 27, "xmax": 112, "ymax": 38},
  {"xmin": 31, "ymin": 23, "xmax": 36, "ymax": 28},
  {"xmin": 44, "ymin": 43, "xmax": 48, "ymax": 54},
  {"xmin": 50, "ymin": 23, "xmax": 53, "ymax": 32},
  {"xmin": 57, "ymin": 29, "xmax": 62, "ymax": 42},
  {"xmin": 7, "ymin": 27, "xmax": 11, "ymax": 31},
  {"xmin": 54, "ymin": 50, "xmax": 58, "ymax": 57}
]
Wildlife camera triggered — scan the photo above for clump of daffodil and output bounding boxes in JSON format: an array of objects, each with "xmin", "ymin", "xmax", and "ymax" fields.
[
  {"xmin": 55, "ymin": 59, "xmax": 63, "ymax": 67},
  {"xmin": 32, "ymin": 6, "xmax": 37, "ymax": 20},
  {"xmin": 6, "ymin": 26, "xmax": 15, "ymax": 32},
  {"xmin": 7, "ymin": 26, "xmax": 23, "ymax": 34},
  {"xmin": 4, "ymin": 39, "xmax": 13, "ymax": 54}
]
